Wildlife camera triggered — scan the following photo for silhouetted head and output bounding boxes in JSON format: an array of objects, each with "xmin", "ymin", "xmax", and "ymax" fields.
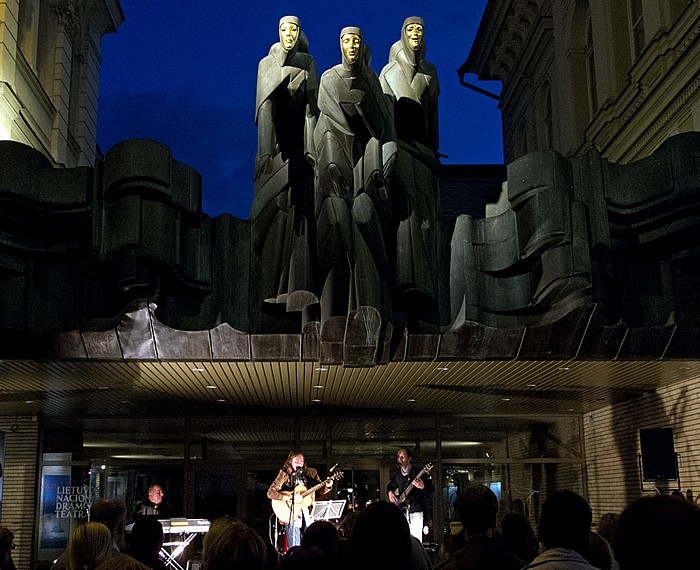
[
  {"xmin": 301, "ymin": 520, "xmax": 339, "ymax": 557},
  {"xmin": 128, "ymin": 517, "xmax": 164, "ymax": 554},
  {"xmin": 346, "ymin": 501, "xmax": 411, "ymax": 570},
  {"xmin": 501, "ymin": 512, "xmax": 538, "ymax": 564},
  {"xmin": 90, "ymin": 499, "xmax": 127, "ymax": 535},
  {"xmin": 0, "ymin": 527, "xmax": 14, "ymax": 558},
  {"xmin": 457, "ymin": 484, "xmax": 498, "ymax": 536},
  {"xmin": 537, "ymin": 490, "xmax": 592, "ymax": 552},
  {"xmin": 580, "ymin": 530, "xmax": 612, "ymax": 570},
  {"xmin": 202, "ymin": 517, "xmax": 270, "ymax": 570},
  {"xmin": 596, "ymin": 512, "xmax": 619, "ymax": 544},
  {"xmin": 68, "ymin": 522, "xmax": 112, "ymax": 570},
  {"xmin": 613, "ymin": 495, "xmax": 700, "ymax": 570}
]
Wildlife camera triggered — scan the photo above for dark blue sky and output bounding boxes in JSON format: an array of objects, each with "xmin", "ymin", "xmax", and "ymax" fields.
[{"xmin": 97, "ymin": 1, "xmax": 502, "ymax": 219}]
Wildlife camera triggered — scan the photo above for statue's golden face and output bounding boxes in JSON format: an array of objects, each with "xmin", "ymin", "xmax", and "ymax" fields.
[
  {"xmin": 279, "ymin": 22, "xmax": 299, "ymax": 50},
  {"xmin": 341, "ymin": 33, "xmax": 362, "ymax": 63},
  {"xmin": 404, "ymin": 23, "xmax": 424, "ymax": 51}
]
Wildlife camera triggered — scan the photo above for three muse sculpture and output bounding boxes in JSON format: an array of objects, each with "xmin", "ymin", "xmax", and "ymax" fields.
[{"xmin": 249, "ymin": 16, "xmax": 441, "ymax": 363}]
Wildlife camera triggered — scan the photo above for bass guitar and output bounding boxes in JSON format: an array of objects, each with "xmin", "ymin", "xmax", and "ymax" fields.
[
  {"xmin": 271, "ymin": 471, "xmax": 344, "ymax": 523},
  {"xmin": 394, "ymin": 463, "xmax": 433, "ymax": 507}
]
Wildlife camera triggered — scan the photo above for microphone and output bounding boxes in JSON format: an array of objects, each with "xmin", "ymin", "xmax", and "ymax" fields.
[{"xmin": 329, "ymin": 462, "xmax": 340, "ymax": 473}]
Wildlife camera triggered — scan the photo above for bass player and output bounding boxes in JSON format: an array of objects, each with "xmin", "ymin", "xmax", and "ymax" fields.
[
  {"xmin": 387, "ymin": 447, "xmax": 434, "ymax": 541},
  {"xmin": 267, "ymin": 450, "xmax": 334, "ymax": 548}
]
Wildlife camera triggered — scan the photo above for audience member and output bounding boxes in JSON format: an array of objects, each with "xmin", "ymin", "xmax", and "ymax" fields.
[
  {"xmin": 345, "ymin": 501, "xmax": 412, "ymax": 570},
  {"xmin": 300, "ymin": 521, "xmax": 340, "ymax": 565},
  {"xmin": 54, "ymin": 499, "xmax": 135, "ymax": 570},
  {"xmin": 61, "ymin": 520, "xmax": 150, "ymax": 570},
  {"xmin": 501, "ymin": 513, "xmax": 538, "ymax": 565},
  {"xmin": 579, "ymin": 531, "xmax": 611, "ymax": 570},
  {"xmin": 595, "ymin": 513, "xmax": 618, "ymax": 545},
  {"xmin": 282, "ymin": 546, "xmax": 325, "ymax": 570},
  {"xmin": 525, "ymin": 490, "xmax": 596, "ymax": 569},
  {"xmin": 125, "ymin": 518, "xmax": 165, "ymax": 570},
  {"xmin": 434, "ymin": 485, "xmax": 521, "ymax": 570},
  {"xmin": 68, "ymin": 522, "xmax": 113, "ymax": 570},
  {"xmin": 612, "ymin": 494, "xmax": 700, "ymax": 569},
  {"xmin": 90, "ymin": 499, "xmax": 128, "ymax": 550},
  {"xmin": 0, "ymin": 528, "xmax": 16, "ymax": 570},
  {"xmin": 202, "ymin": 517, "xmax": 271, "ymax": 570}
]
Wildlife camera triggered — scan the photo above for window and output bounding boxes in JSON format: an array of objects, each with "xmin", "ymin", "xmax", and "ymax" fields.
[{"xmin": 17, "ymin": 0, "xmax": 41, "ymax": 65}]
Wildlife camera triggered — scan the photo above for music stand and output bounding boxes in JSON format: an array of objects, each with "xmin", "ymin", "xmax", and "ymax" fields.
[{"xmin": 311, "ymin": 500, "xmax": 346, "ymax": 521}]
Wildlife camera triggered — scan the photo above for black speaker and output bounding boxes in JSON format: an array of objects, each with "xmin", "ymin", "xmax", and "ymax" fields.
[{"xmin": 640, "ymin": 428, "xmax": 678, "ymax": 481}]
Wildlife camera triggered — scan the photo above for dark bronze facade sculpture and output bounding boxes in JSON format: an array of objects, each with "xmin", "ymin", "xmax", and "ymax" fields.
[
  {"xmin": 313, "ymin": 27, "xmax": 397, "ymax": 364},
  {"xmin": 2, "ymin": 18, "xmax": 700, "ymax": 368},
  {"xmin": 380, "ymin": 16, "xmax": 442, "ymax": 329},
  {"xmin": 250, "ymin": 16, "xmax": 319, "ymax": 326}
]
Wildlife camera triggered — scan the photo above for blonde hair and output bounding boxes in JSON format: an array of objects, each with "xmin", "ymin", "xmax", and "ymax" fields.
[
  {"xmin": 68, "ymin": 522, "xmax": 113, "ymax": 570},
  {"xmin": 202, "ymin": 518, "xmax": 269, "ymax": 570}
]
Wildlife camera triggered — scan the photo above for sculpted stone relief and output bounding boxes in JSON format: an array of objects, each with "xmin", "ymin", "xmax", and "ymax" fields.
[{"xmin": 251, "ymin": 16, "xmax": 440, "ymax": 363}]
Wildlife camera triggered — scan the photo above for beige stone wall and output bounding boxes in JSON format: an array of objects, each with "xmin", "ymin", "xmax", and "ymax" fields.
[
  {"xmin": 584, "ymin": 375, "xmax": 700, "ymax": 526},
  {"xmin": 472, "ymin": 0, "xmax": 700, "ymax": 165},
  {"xmin": 0, "ymin": 416, "xmax": 40, "ymax": 570},
  {"xmin": 0, "ymin": 0, "xmax": 123, "ymax": 167}
]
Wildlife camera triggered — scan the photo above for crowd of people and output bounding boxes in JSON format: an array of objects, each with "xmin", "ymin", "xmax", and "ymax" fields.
[
  {"xmin": 5, "ymin": 444, "xmax": 700, "ymax": 570},
  {"xmin": 8, "ymin": 483, "xmax": 695, "ymax": 570}
]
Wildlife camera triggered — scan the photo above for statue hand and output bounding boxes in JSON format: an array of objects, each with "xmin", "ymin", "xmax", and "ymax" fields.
[{"xmin": 327, "ymin": 163, "xmax": 350, "ymax": 197}]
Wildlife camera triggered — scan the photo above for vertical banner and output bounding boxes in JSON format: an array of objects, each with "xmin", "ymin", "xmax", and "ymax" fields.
[
  {"xmin": 40, "ymin": 475, "xmax": 95, "ymax": 548},
  {"xmin": 40, "ymin": 474, "xmax": 72, "ymax": 548}
]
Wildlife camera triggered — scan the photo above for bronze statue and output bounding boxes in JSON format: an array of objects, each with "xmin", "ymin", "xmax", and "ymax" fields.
[
  {"xmin": 380, "ymin": 16, "xmax": 441, "ymax": 326},
  {"xmin": 249, "ymin": 16, "xmax": 319, "ymax": 320},
  {"xmin": 314, "ymin": 27, "xmax": 397, "ymax": 362}
]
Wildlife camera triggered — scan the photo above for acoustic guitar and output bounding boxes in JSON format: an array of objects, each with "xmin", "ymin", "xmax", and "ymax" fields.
[
  {"xmin": 271, "ymin": 471, "xmax": 344, "ymax": 523},
  {"xmin": 394, "ymin": 463, "xmax": 433, "ymax": 509}
]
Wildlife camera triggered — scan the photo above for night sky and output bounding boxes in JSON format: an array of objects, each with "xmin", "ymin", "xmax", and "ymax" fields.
[{"xmin": 96, "ymin": 1, "xmax": 502, "ymax": 219}]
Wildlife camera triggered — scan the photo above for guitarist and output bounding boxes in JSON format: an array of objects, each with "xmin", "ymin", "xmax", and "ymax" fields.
[
  {"xmin": 387, "ymin": 447, "xmax": 434, "ymax": 542},
  {"xmin": 267, "ymin": 450, "xmax": 333, "ymax": 548}
]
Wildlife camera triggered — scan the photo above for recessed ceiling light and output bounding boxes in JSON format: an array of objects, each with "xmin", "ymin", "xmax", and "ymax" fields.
[
  {"xmin": 501, "ymin": 398, "xmax": 511, "ymax": 401},
  {"xmin": 311, "ymin": 398, "xmax": 321, "ymax": 403},
  {"xmin": 192, "ymin": 367, "xmax": 205, "ymax": 372},
  {"xmin": 557, "ymin": 367, "xmax": 571, "ymax": 371},
  {"xmin": 527, "ymin": 383, "xmax": 537, "ymax": 387},
  {"xmin": 436, "ymin": 367, "xmax": 449, "ymax": 371},
  {"xmin": 315, "ymin": 367, "xmax": 328, "ymax": 372},
  {"xmin": 216, "ymin": 399, "xmax": 226, "ymax": 402},
  {"xmin": 206, "ymin": 385, "xmax": 217, "ymax": 389},
  {"xmin": 407, "ymin": 398, "xmax": 416, "ymax": 403},
  {"xmin": 25, "ymin": 400, "xmax": 34, "ymax": 404},
  {"xmin": 313, "ymin": 385, "xmax": 324, "ymax": 389}
]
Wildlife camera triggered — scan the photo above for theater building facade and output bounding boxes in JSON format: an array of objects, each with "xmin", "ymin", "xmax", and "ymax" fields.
[{"xmin": 1, "ymin": 1, "xmax": 700, "ymax": 568}]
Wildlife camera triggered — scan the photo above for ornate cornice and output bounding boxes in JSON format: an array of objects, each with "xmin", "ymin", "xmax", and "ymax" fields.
[
  {"xmin": 51, "ymin": 0, "xmax": 81, "ymax": 40},
  {"xmin": 626, "ymin": 74, "xmax": 700, "ymax": 160}
]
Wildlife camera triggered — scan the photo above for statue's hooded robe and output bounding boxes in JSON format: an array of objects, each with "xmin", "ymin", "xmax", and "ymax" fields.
[
  {"xmin": 314, "ymin": 27, "xmax": 396, "ymax": 330},
  {"xmin": 250, "ymin": 16, "xmax": 319, "ymax": 318},
  {"xmin": 380, "ymin": 16, "xmax": 442, "ymax": 323}
]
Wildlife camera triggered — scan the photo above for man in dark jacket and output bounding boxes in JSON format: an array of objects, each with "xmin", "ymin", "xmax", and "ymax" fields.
[{"xmin": 387, "ymin": 447, "xmax": 434, "ymax": 541}]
